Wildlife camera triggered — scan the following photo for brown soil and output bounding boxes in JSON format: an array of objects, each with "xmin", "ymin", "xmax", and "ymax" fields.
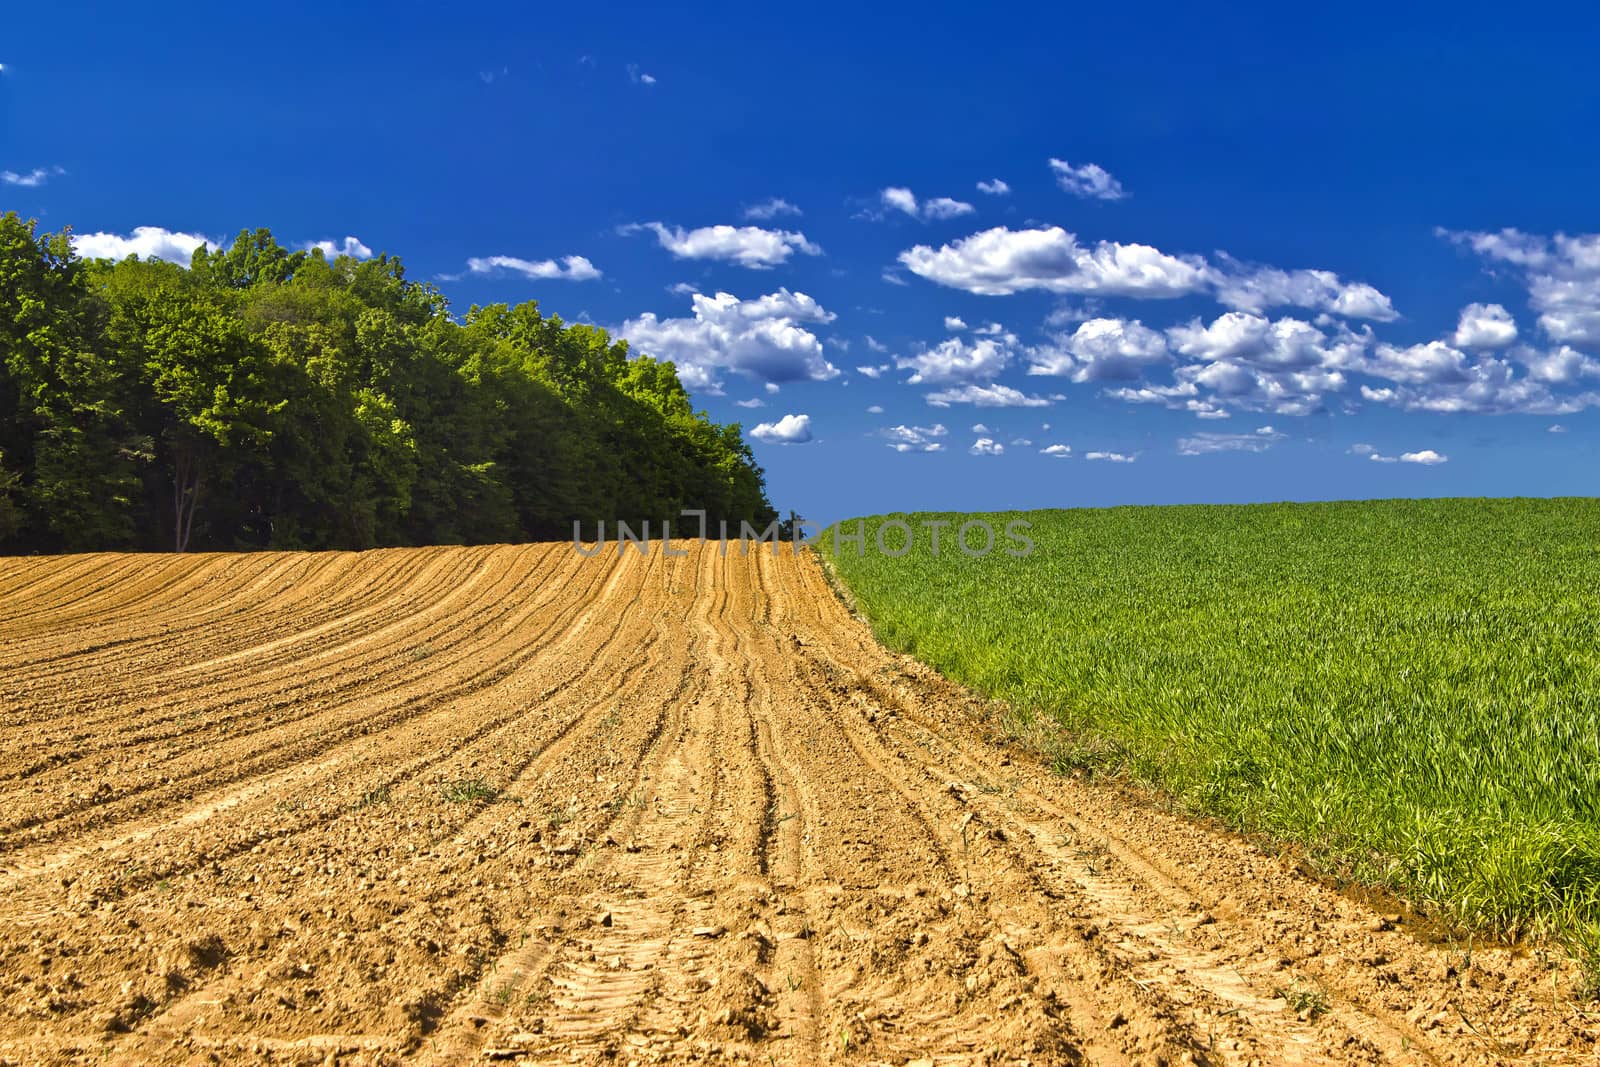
[{"xmin": 0, "ymin": 543, "xmax": 1592, "ymax": 1065}]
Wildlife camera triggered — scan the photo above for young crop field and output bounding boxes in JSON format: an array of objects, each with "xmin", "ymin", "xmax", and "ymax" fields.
[{"xmin": 823, "ymin": 498, "xmax": 1600, "ymax": 974}]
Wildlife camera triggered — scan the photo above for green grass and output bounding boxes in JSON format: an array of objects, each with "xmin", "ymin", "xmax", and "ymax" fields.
[
  {"xmin": 821, "ymin": 499, "xmax": 1600, "ymax": 968},
  {"xmin": 440, "ymin": 778, "xmax": 499, "ymax": 804}
]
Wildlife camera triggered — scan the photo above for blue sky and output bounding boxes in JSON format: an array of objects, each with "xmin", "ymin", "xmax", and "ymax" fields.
[{"xmin": 4, "ymin": 2, "xmax": 1598, "ymax": 522}]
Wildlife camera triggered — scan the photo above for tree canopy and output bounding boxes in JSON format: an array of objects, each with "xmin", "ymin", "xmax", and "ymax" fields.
[{"xmin": 0, "ymin": 214, "xmax": 775, "ymax": 553}]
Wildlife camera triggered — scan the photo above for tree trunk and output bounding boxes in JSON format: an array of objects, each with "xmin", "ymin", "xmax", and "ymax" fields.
[{"xmin": 172, "ymin": 450, "xmax": 202, "ymax": 552}]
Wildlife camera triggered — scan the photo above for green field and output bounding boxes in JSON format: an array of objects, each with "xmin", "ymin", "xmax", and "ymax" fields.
[{"xmin": 822, "ymin": 498, "xmax": 1600, "ymax": 970}]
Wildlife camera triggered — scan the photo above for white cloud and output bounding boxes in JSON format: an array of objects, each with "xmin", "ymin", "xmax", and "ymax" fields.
[
  {"xmin": 865, "ymin": 336, "xmax": 889, "ymax": 353},
  {"xmin": 923, "ymin": 197, "xmax": 976, "ymax": 220},
  {"xmin": 1027, "ymin": 317, "xmax": 1170, "ymax": 381},
  {"xmin": 1178, "ymin": 426, "xmax": 1285, "ymax": 455},
  {"xmin": 1350, "ymin": 443, "xmax": 1448, "ymax": 465},
  {"xmin": 467, "ymin": 254, "xmax": 601, "ymax": 281},
  {"xmin": 1044, "ymin": 302, "xmax": 1102, "ymax": 328},
  {"xmin": 1097, "ymin": 312, "xmax": 1370, "ymax": 417},
  {"xmin": 616, "ymin": 288, "xmax": 840, "ymax": 393},
  {"xmin": 1168, "ymin": 312, "xmax": 1367, "ymax": 371},
  {"xmin": 735, "ymin": 398, "xmax": 765, "ymax": 408},
  {"xmin": 924, "ymin": 383, "xmax": 1051, "ymax": 408},
  {"xmin": 944, "ymin": 316, "xmax": 968, "ymax": 331},
  {"xmin": 976, "ymin": 179, "xmax": 1011, "ymax": 196},
  {"xmin": 879, "ymin": 187, "xmax": 975, "ymax": 222},
  {"xmin": 622, "ymin": 222, "xmax": 821, "ymax": 268},
  {"xmin": 749, "ymin": 413, "xmax": 813, "ymax": 444},
  {"xmin": 897, "ymin": 336, "xmax": 1010, "ymax": 385},
  {"xmin": 743, "ymin": 198, "xmax": 801, "ymax": 221},
  {"xmin": 855, "ymin": 364, "xmax": 886, "ymax": 379},
  {"xmin": 1518, "ymin": 344, "xmax": 1600, "ymax": 384},
  {"xmin": 1452, "ymin": 302, "xmax": 1518, "ymax": 348},
  {"xmin": 306, "ymin": 236, "xmax": 374, "ymax": 259},
  {"xmin": 1040, "ymin": 444, "xmax": 1072, "ymax": 457},
  {"xmin": 1361, "ymin": 342, "xmax": 1600, "ymax": 415},
  {"xmin": 867, "ymin": 404, "xmax": 884, "ymax": 414},
  {"xmin": 626, "ymin": 63, "xmax": 656, "ymax": 85},
  {"xmin": 971, "ymin": 423, "xmax": 990, "ymax": 433},
  {"xmin": 1049, "ymin": 159, "xmax": 1127, "ymax": 200},
  {"xmin": 882, "ymin": 423, "xmax": 947, "ymax": 452},
  {"xmin": 1084, "ymin": 451, "xmax": 1135, "ymax": 463},
  {"xmin": 667, "ymin": 282, "xmax": 698, "ymax": 295},
  {"xmin": 899, "ymin": 226, "xmax": 1210, "ymax": 297},
  {"xmin": 1442, "ymin": 228, "xmax": 1600, "ymax": 346},
  {"xmin": 881, "ymin": 187, "xmax": 919, "ymax": 217},
  {"xmin": 970, "ymin": 437, "xmax": 1004, "ymax": 456},
  {"xmin": 1011, "ymin": 437, "xmax": 1032, "ymax": 447},
  {"xmin": 1212, "ymin": 263, "xmax": 1397, "ymax": 321},
  {"xmin": 1, "ymin": 165, "xmax": 64, "ymax": 187},
  {"xmin": 71, "ymin": 226, "xmax": 218, "ymax": 265},
  {"xmin": 881, "ymin": 269, "xmax": 910, "ymax": 286}
]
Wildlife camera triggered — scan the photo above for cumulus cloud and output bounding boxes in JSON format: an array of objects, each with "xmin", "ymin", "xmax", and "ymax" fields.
[
  {"xmin": 626, "ymin": 63, "xmax": 656, "ymax": 85},
  {"xmin": 1168, "ymin": 312, "xmax": 1367, "ymax": 371},
  {"xmin": 1442, "ymin": 228, "xmax": 1600, "ymax": 346},
  {"xmin": 1177, "ymin": 426, "xmax": 1285, "ymax": 455},
  {"xmin": 1084, "ymin": 451, "xmax": 1135, "ymax": 463},
  {"xmin": 1027, "ymin": 317, "xmax": 1170, "ymax": 381},
  {"xmin": 749, "ymin": 413, "xmax": 814, "ymax": 444},
  {"xmin": 944, "ymin": 316, "xmax": 967, "ymax": 330},
  {"xmin": 969, "ymin": 437, "xmax": 1004, "ymax": 456},
  {"xmin": 735, "ymin": 398, "xmax": 765, "ymax": 408},
  {"xmin": 1549, "ymin": 423, "xmax": 1567, "ymax": 433},
  {"xmin": 899, "ymin": 226, "xmax": 1210, "ymax": 298},
  {"xmin": 879, "ymin": 187, "xmax": 975, "ymax": 222},
  {"xmin": 1040, "ymin": 444, "xmax": 1072, "ymax": 457},
  {"xmin": 976, "ymin": 179, "xmax": 1010, "ymax": 196},
  {"xmin": 1350, "ymin": 443, "xmax": 1448, "ymax": 465},
  {"xmin": 306, "ymin": 236, "xmax": 374, "ymax": 259},
  {"xmin": 1096, "ymin": 312, "xmax": 1370, "ymax": 417},
  {"xmin": 897, "ymin": 336, "xmax": 1010, "ymax": 385},
  {"xmin": 616, "ymin": 288, "xmax": 840, "ymax": 393},
  {"xmin": 882, "ymin": 424, "xmax": 947, "ymax": 452},
  {"xmin": 743, "ymin": 198, "xmax": 801, "ymax": 221},
  {"xmin": 867, "ymin": 404, "xmax": 884, "ymax": 414},
  {"xmin": 1, "ymin": 165, "xmax": 64, "ymax": 187},
  {"xmin": 1360, "ymin": 340, "xmax": 1600, "ymax": 415},
  {"xmin": 622, "ymin": 222, "xmax": 821, "ymax": 268},
  {"xmin": 467, "ymin": 254, "xmax": 601, "ymax": 281},
  {"xmin": 1211, "ymin": 263, "xmax": 1397, "ymax": 321},
  {"xmin": 71, "ymin": 226, "xmax": 219, "ymax": 264},
  {"xmin": 855, "ymin": 364, "xmax": 887, "ymax": 379},
  {"xmin": 1518, "ymin": 344, "xmax": 1600, "ymax": 384},
  {"xmin": 924, "ymin": 383, "xmax": 1052, "ymax": 408},
  {"xmin": 1453, "ymin": 302, "xmax": 1518, "ymax": 348},
  {"xmin": 1049, "ymin": 159, "xmax": 1127, "ymax": 200}
]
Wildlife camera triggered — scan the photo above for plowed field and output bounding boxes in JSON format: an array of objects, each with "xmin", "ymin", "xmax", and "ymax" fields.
[{"xmin": 0, "ymin": 544, "xmax": 1591, "ymax": 1065}]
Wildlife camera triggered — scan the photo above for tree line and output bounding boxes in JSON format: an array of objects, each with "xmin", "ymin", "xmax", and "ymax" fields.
[{"xmin": 0, "ymin": 214, "xmax": 776, "ymax": 553}]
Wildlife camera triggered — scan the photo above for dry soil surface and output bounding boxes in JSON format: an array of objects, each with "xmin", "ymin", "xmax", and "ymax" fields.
[{"xmin": 0, "ymin": 543, "xmax": 1593, "ymax": 1066}]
